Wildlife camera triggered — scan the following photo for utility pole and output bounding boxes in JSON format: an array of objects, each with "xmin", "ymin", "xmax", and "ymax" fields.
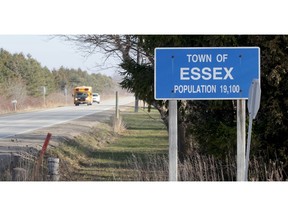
[
  {"xmin": 115, "ymin": 91, "xmax": 119, "ymax": 119},
  {"xmin": 134, "ymin": 40, "xmax": 140, "ymax": 113},
  {"xmin": 64, "ymin": 87, "xmax": 68, "ymax": 105},
  {"xmin": 42, "ymin": 86, "xmax": 46, "ymax": 107}
]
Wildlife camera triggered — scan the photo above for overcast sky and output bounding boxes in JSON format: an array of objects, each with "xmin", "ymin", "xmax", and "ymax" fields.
[{"xmin": 0, "ymin": 35, "xmax": 119, "ymax": 76}]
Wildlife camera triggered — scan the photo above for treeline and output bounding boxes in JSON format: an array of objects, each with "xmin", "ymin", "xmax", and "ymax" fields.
[
  {"xmin": 0, "ymin": 48, "xmax": 116, "ymax": 108},
  {"xmin": 109, "ymin": 35, "xmax": 288, "ymax": 176}
]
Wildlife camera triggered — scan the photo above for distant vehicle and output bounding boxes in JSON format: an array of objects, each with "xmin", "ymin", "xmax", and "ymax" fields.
[
  {"xmin": 73, "ymin": 86, "xmax": 93, "ymax": 106},
  {"xmin": 92, "ymin": 93, "xmax": 100, "ymax": 104}
]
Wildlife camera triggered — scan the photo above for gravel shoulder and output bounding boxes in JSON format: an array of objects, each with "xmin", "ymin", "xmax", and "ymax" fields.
[
  {"xmin": 0, "ymin": 109, "xmax": 115, "ymax": 154},
  {"xmin": 0, "ymin": 101, "xmax": 133, "ymax": 175}
]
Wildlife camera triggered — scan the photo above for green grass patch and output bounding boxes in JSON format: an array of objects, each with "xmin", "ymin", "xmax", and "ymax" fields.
[{"xmin": 49, "ymin": 108, "xmax": 169, "ymax": 181}]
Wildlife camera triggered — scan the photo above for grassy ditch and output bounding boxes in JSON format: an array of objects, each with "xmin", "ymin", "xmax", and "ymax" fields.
[
  {"xmin": 47, "ymin": 107, "xmax": 287, "ymax": 181},
  {"xmin": 48, "ymin": 108, "xmax": 169, "ymax": 181}
]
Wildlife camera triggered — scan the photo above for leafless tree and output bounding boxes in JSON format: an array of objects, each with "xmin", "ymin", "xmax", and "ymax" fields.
[
  {"xmin": 3, "ymin": 76, "xmax": 27, "ymax": 105},
  {"xmin": 60, "ymin": 35, "xmax": 153, "ymax": 66}
]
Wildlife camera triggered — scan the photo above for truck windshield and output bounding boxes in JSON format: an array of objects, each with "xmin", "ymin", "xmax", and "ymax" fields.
[{"xmin": 76, "ymin": 92, "xmax": 88, "ymax": 97}]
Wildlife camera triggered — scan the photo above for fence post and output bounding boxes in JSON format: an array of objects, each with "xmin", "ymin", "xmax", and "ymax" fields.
[
  {"xmin": 47, "ymin": 157, "xmax": 60, "ymax": 181},
  {"xmin": 33, "ymin": 133, "xmax": 52, "ymax": 180},
  {"xmin": 11, "ymin": 100, "xmax": 17, "ymax": 112}
]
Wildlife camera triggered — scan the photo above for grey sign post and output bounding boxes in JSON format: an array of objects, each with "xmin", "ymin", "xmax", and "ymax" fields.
[
  {"xmin": 237, "ymin": 99, "xmax": 246, "ymax": 181},
  {"xmin": 169, "ymin": 100, "xmax": 178, "ymax": 181}
]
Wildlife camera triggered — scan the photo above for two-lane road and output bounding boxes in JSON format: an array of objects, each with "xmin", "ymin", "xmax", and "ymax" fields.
[{"xmin": 0, "ymin": 95, "xmax": 134, "ymax": 139}]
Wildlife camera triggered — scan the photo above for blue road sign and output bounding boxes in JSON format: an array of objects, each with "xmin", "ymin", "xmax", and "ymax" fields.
[{"xmin": 154, "ymin": 47, "xmax": 260, "ymax": 100}]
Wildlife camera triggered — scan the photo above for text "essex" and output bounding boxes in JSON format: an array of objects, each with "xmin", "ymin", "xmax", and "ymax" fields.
[{"xmin": 180, "ymin": 67, "xmax": 234, "ymax": 80}]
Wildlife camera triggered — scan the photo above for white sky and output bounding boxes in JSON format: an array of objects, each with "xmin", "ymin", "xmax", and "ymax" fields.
[{"xmin": 0, "ymin": 35, "xmax": 120, "ymax": 76}]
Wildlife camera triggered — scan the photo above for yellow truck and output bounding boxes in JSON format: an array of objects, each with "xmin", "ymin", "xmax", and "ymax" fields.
[{"xmin": 73, "ymin": 86, "xmax": 93, "ymax": 106}]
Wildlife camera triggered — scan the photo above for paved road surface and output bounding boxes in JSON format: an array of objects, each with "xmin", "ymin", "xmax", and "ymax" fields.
[{"xmin": 0, "ymin": 95, "xmax": 134, "ymax": 139}]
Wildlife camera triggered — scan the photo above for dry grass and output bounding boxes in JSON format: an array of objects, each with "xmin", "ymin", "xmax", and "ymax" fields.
[
  {"xmin": 47, "ymin": 122, "xmax": 117, "ymax": 181},
  {"xmin": 111, "ymin": 115, "xmax": 126, "ymax": 133},
  {"xmin": 125, "ymin": 151, "xmax": 287, "ymax": 181},
  {"xmin": 44, "ymin": 108, "xmax": 288, "ymax": 181},
  {"xmin": 0, "ymin": 92, "xmax": 71, "ymax": 114}
]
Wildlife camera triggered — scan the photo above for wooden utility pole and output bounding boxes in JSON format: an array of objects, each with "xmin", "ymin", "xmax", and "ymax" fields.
[
  {"xmin": 135, "ymin": 41, "xmax": 140, "ymax": 113},
  {"xmin": 42, "ymin": 86, "xmax": 46, "ymax": 107},
  {"xmin": 115, "ymin": 91, "xmax": 119, "ymax": 119}
]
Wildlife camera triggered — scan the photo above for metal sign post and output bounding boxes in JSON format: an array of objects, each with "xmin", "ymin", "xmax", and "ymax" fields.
[
  {"xmin": 169, "ymin": 100, "xmax": 178, "ymax": 181},
  {"xmin": 237, "ymin": 99, "xmax": 246, "ymax": 181}
]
